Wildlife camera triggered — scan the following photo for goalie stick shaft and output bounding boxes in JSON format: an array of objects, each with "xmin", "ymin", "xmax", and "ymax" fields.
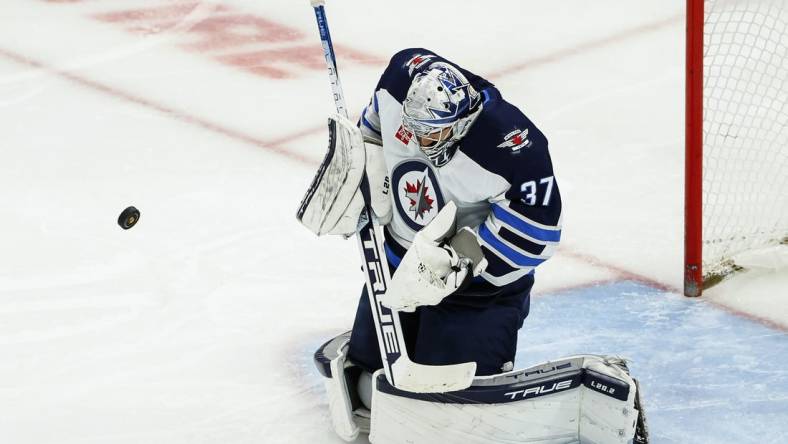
[
  {"xmin": 310, "ymin": 0, "xmax": 401, "ymax": 388},
  {"xmin": 311, "ymin": 1, "xmax": 348, "ymax": 119},
  {"xmin": 308, "ymin": 0, "xmax": 475, "ymax": 393},
  {"xmin": 310, "ymin": 0, "xmax": 406, "ymax": 389}
]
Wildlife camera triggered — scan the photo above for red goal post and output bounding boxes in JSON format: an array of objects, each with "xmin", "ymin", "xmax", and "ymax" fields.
[{"xmin": 684, "ymin": 0, "xmax": 787, "ymax": 297}]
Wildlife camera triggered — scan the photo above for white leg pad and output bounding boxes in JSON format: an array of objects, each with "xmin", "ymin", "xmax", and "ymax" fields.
[
  {"xmin": 368, "ymin": 355, "xmax": 644, "ymax": 444},
  {"xmin": 370, "ymin": 372, "xmax": 580, "ymax": 443},
  {"xmin": 579, "ymin": 356, "xmax": 638, "ymax": 444},
  {"xmin": 322, "ymin": 339, "xmax": 360, "ymax": 442}
]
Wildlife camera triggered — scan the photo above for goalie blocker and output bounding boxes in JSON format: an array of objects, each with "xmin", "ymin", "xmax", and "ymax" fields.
[{"xmin": 315, "ymin": 332, "xmax": 649, "ymax": 444}]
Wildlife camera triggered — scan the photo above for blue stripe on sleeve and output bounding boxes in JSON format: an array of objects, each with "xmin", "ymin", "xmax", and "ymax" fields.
[
  {"xmin": 491, "ymin": 204, "xmax": 561, "ymax": 243},
  {"xmin": 361, "ymin": 111, "xmax": 381, "ymax": 135},
  {"xmin": 373, "ymin": 94, "xmax": 379, "ymax": 113},
  {"xmin": 479, "ymin": 224, "xmax": 547, "ymax": 267}
]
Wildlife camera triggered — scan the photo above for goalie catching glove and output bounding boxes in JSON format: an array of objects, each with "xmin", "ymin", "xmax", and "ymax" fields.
[
  {"xmin": 383, "ymin": 202, "xmax": 488, "ymax": 312},
  {"xmin": 296, "ymin": 114, "xmax": 391, "ymax": 236}
]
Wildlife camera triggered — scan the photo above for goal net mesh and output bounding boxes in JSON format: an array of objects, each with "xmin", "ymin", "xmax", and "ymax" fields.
[{"xmin": 703, "ymin": 0, "xmax": 787, "ymax": 279}]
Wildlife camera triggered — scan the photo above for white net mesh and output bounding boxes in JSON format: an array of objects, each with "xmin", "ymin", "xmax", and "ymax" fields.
[{"xmin": 703, "ymin": 0, "xmax": 788, "ymax": 278}]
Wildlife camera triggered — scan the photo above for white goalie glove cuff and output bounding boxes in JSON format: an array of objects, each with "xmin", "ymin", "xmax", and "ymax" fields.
[
  {"xmin": 296, "ymin": 114, "xmax": 392, "ymax": 236},
  {"xmin": 382, "ymin": 202, "xmax": 487, "ymax": 312}
]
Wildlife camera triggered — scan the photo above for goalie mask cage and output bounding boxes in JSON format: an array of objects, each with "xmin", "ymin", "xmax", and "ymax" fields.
[{"xmin": 685, "ymin": 0, "xmax": 787, "ymax": 297}]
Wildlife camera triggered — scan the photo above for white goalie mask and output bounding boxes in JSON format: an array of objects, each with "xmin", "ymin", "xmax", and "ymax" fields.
[{"xmin": 402, "ymin": 63, "xmax": 482, "ymax": 167}]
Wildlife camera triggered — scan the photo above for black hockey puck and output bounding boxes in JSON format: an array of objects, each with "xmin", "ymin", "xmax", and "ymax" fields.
[{"xmin": 118, "ymin": 206, "xmax": 141, "ymax": 230}]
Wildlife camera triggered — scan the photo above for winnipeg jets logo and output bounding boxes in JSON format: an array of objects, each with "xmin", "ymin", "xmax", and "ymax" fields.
[
  {"xmin": 391, "ymin": 160, "xmax": 445, "ymax": 231},
  {"xmin": 406, "ymin": 54, "xmax": 436, "ymax": 76},
  {"xmin": 498, "ymin": 128, "xmax": 531, "ymax": 151},
  {"xmin": 404, "ymin": 170, "xmax": 435, "ymax": 220}
]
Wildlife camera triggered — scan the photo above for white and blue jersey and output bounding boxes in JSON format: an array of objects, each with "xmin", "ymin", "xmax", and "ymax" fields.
[
  {"xmin": 346, "ymin": 48, "xmax": 563, "ymax": 375},
  {"xmin": 359, "ymin": 48, "xmax": 562, "ymax": 292}
]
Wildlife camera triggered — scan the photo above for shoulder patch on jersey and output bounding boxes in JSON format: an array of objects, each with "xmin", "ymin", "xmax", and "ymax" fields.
[
  {"xmin": 395, "ymin": 125, "xmax": 414, "ymax": 145},
  {"xmin": 497, "ymin": 128, "xmax": 533, "ymax": 151},
  {"xmin": 391, "ymin": 160, "xmax": 445, "ymax": 231}
]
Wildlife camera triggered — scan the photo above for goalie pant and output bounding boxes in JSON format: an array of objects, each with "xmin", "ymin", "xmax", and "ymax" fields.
[
  {"xmin": 315, "ymin": 332, "xmax": 648, "ymax": 444},
  {"xmin": 347, "ymin": 244, "xmax": 535, "ymax": 377}
]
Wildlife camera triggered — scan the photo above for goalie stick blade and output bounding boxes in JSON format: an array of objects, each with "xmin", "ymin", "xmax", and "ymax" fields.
[{"xmin": 391, "ymin": 359, "xmax": 476, "ymax": 393}]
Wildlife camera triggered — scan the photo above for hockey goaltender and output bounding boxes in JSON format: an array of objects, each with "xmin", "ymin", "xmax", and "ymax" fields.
[{"xmin": 297, "ymin": 40, "xmax": 649, "ymax": 444}]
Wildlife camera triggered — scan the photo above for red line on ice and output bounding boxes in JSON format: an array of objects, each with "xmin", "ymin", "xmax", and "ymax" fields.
[
  {"xmin": 0, "ymin": 48, "xmax": 315, "ymax": 166},
  {"xmin": 532, "ymin": 278, "xmax": 623, "ymax": 297},
  {"xmin": 704, "ymin": 299, "xmax": 788, "ymax": 332},
  {"xmin": 485, "ymin": 14, "xmax": 683, "ymax": 79},
  {"xmin": 558, "ymin": 250, "xmax": 678, "ymax": 293},
  {"xmin": 90, "ymin": 2, "xmax": 383, "ymax": 79}
]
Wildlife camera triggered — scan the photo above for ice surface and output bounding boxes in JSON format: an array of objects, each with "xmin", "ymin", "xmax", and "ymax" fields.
[{"xmin": 0, "ymin": 0, "xmax": 785, "ymax": 443}]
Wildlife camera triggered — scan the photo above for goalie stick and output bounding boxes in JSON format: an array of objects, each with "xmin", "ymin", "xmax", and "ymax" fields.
[{"xmin": 308, "ymin": 0, "xmax": 476, "ymax": 393}]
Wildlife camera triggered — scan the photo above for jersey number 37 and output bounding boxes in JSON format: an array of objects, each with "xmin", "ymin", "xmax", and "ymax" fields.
[{"xmin": 520, "ymin": 176, "xmax": 554, "ymax": 206}]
